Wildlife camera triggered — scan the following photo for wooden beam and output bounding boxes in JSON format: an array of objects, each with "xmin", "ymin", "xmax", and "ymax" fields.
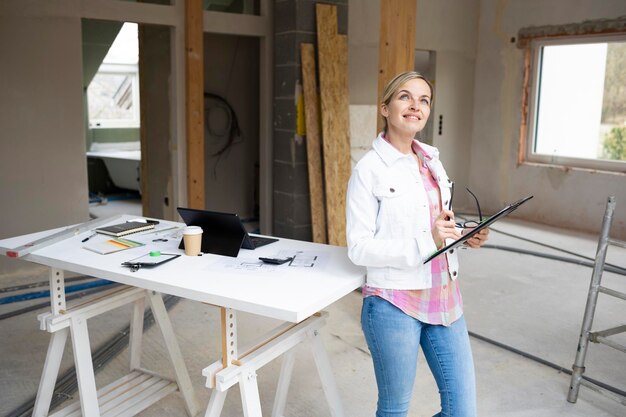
[
  {"xmin": 377, "ymin": 0, "xmax": 417, "ymax": 132},
  {"xmin": 186, "ymin": 0, "xmax": 204, "ymax": 209},
  {"xmin": 300, "ymin": 43, "xmax": 327, "ymax": 244},
  {"xmin": 316, "ymin": 4, "xmax": 350, "ymax": 247}
]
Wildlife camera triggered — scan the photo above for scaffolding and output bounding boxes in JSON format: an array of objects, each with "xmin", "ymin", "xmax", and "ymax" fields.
[{"xmin": 568, "ymin": 196, "xmax": 626, "ymax": 405}]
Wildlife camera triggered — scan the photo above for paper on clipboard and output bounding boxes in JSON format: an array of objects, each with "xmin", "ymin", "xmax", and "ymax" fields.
[{"xmin": 424, "ymin": 195, "xmax": 533, "ymax": 264}]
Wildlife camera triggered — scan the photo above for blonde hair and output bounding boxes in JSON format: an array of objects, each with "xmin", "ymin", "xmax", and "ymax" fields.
[{"xmin": 381, "ymin": 71, "xmax": 434, "ymax": 134}]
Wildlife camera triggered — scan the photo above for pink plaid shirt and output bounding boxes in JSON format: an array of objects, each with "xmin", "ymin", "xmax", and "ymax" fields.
[{"xmin": 363, "ymin": 140, "xmax": 463, "ymax": 326}]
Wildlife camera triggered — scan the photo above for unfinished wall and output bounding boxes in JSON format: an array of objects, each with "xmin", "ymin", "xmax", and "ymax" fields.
[
  {"xmin": 348, "ymin": 0, "xmax": 480, "ymax": 209},
  {"xmin": 470, "ymin": 0, "xmax": 626, "ymax": 238},
  {"xmin": 203, "ymin": 33, "xmax": 260, "ymax": 219},
  {"xmin": 0, "ymin": 13, "xmax": 89, "ymax": 276}
]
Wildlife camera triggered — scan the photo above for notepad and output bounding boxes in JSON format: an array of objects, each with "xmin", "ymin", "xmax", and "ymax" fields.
[
  {"xmin": 83, "ymin": 237, "xmax": 145, "ymax": 255},
  {"xmin": 95, "ymin": 221, "xmax": 157, "ymax": 237}
]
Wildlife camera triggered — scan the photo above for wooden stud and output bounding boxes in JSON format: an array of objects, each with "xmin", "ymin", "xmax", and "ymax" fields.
[
  {"xmin": 316, "ymin": 4, "xmax": 351, "ymax": 247},
  {"xmin": 518, "ymin": 47, "xmax": 532, "ymax": 166},
  {"xmin": 377, "ymin": 0, "xmax": 417, "ymax": 133},
  {"xmin": 185, "ymin": 0, "xmax": 205, "ymax": 209},
  {"xmin": 300, "ymin": 43, "xmax": 327, "ymax": 244}
]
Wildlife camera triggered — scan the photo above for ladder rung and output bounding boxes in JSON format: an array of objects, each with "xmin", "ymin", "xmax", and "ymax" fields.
[
  {"xmin": 595, "ymin": 335, "xmax": 626, "ymax": 354},
  {"xmin": 598, "ymin": 286, "xmax": 626, "ymax": 301},
  {"xmin": 608, "ymin": 238, "xmax": 626, "ymax": 249}
]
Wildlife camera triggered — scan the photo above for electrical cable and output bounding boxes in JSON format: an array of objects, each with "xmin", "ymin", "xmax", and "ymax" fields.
[
  {"xmin": 468, "ymin": 331, "xmax": 626, "ymax": 398},
  {"xmin": 456, "ymin": 212, "xmax": 626, "ymax": 273},
  {"xmin": 0, "ymin": 276, "xmax": 92, "ymax": 294},
  {"xmin": 5, "ymin": 295, "xmax": 180, "ymax": 417},
  {"xmin": 481, "ymin": 244, "xmax": 626, "ymax": 276},
  {"xmin": 0, "ymin": 279, "xmax": 114, "ymax": 305},
  {"xmin": 0, "ymin": 283, "xmax": 122, "ymax": 321},
  {"xmin": 204, "ymin": 92, "xmax": 242, "ymax": 178},
  {"xmin": 457, "ymin": 218, "xmax": 626, "ymax": 398}
]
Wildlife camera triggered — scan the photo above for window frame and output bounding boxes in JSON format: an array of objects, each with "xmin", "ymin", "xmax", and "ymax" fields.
[
  {"xmin": 87, "ymin": 63, "xmax": 141, "ymax": 129},
  {"xmin": 522, "ymin": 33, "xmax": 626, "ymax": 173}
]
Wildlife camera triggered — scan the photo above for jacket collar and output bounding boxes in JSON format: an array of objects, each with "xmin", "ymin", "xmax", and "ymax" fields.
[{"xmin": 373, "ymin": 133, "xmax": 439, "ymax": 167}]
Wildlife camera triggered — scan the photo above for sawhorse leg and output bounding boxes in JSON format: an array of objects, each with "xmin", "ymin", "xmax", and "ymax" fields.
[
  {"xmin": 32, "ymin": 328, "xmax": 69, "ymax": 417},
  {"xmin": 203, "ymin": 311, "xmax": 345, "ymax": 417},
  {"xmin": 33, "ymin": 284, "xmax": 198, "ymax": 417}
]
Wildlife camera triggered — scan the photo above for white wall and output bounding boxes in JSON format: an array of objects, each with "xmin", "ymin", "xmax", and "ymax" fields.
[
  {"xmin": 470, "ymin": 0, "xmax": 626, "ymax": 238},
  {"xmin": 0, "ymin": 13, "xmax": 89, "ymax": 275},
  {"xmin": 348, "ymin": 0, "xmax": 480, "ymax": 209}
]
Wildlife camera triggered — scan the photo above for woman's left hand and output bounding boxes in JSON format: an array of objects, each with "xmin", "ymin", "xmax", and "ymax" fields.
[{"xmin": 463, "ymin": 227, "xmax": 489, "ymax": 248}]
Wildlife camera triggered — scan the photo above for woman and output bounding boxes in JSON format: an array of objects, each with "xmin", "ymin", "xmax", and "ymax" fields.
[{"xmin": 346, "ymin": 71, "xmax": 489, "ymax": 417}]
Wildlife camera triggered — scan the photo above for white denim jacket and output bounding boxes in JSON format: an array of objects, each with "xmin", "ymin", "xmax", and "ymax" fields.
[{"xmin": 346, "ymin": 134, "xmax": 459, "ymax": 290}]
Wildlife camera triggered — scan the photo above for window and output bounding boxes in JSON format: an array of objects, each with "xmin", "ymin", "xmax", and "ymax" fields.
[
  {"xmin": 524, "ymin": 35, "xmax": 626, "ymax": 171},
  {"xmin": 87, "ymin": 23, "xmax": 140, "ymax": 129}
]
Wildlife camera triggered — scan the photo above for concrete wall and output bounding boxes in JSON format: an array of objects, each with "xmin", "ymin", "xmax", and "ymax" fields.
[
  {"xmin": 0, "ymin": 14, "xmax": 89, "ymax": 275},
  {"xmin": 470, "ymin": 0, "xmax": 626, "ymax": 238}
]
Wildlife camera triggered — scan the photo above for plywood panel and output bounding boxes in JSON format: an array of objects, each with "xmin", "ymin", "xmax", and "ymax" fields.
[
  {"xmin": 300, "ymin": 43, "xmax": 327, "ymax": 244},
  {"xmin": 377, "ymin": 0, "xmax": 417, "ymax": 132},
  {"xmin": 316, "ymin": 4, "xmax": 351, "ymax": 246},
  {"xmin": 186, "ymin": 0, "xmax": 204, "ymax": 209}
]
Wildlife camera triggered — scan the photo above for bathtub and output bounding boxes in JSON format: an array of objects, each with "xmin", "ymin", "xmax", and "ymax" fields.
[{"xmin": 87, "ymin": 142, "xmax": 141, "ymax": 192}]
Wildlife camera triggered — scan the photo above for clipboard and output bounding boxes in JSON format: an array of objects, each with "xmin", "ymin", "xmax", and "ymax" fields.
[
  {"xmin": 122, "ymin": 252, "xmax": 181, "ymax": 272},
  {"xmin": 424, "ymin": 195, "xmax": 533, "ymax": 264}
]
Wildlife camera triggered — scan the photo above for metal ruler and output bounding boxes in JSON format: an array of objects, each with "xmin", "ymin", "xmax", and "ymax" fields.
[{"xmin": 2, "ymin": 214, "xmax": 125, "ymax": 258}]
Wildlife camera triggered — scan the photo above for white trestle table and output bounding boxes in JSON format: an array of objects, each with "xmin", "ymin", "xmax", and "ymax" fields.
[{"xmin": 0, "ymin": 215, "xmax": 366, "ymax": 417}]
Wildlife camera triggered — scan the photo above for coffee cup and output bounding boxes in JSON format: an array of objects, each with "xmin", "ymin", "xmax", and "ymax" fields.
[{"xmin": 182, "ymin": 226, "xmax": 203, "ymax": 256}]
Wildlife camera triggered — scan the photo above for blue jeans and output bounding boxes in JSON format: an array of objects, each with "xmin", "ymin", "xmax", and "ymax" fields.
[{"xmin": 361, "ymin": 296, "xmax": 476, "ymax": 417}]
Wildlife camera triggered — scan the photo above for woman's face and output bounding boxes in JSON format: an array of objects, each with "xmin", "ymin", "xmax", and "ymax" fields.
[{"xmin": 381, "ymin": 78, "xmax": 431, "ymax": 137}]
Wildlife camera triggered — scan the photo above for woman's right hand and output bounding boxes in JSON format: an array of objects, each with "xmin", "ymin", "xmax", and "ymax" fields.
[{"xmin": 432, "ymin": 209, "xmax": 461, "ymax": 249}]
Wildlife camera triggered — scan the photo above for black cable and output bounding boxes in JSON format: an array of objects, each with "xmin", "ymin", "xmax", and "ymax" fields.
[
  {"xmin": 482, "ymin": 244, "xmax": 626, "ymax": 276},
  {"xmin": 204, "ymin": 92, "xmax": 242, "ymax": 178},
  {"xmin": 456, "ymin": 213, "xmax": 626, "ymax": 273},
  {"xmin": 5, "ymin": 295, "xmax": 180, "ymax": 417},
  {"xmin": 468, "ymin": 331, "xmax": 626, "ymax": 398}
]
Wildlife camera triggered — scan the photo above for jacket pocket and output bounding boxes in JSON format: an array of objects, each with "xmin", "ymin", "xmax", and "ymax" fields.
[
  {"xmin": 373, "ymin": 182, "xmax": 411, "ymax": 230},
  {"xmin": 373, "ymin": 182, "xmax": 406, "ymax": 199}
]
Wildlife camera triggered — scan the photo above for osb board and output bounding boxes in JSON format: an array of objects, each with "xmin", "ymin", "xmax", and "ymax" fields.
[
  {"xmin": 316, "ymin": 3, "xmax": 350, "ymax": 247},
  {"xmin": 186, "ymin": 0, "xmax": 205, "ymax": 209},
  {"xmin": 376, "ymin": 0, "xmax": 417, "ymax": 132},
  {"xmin": 300, "ymin": 43, "xmax": 328, "ymax": 244}
]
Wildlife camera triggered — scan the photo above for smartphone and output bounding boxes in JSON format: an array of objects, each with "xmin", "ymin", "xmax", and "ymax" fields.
[{"xmin": 258, "ymin": 257, "xmax": 293, "ymax": 265}]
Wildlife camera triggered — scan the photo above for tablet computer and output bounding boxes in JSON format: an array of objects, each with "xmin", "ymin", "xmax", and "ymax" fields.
[{"xmin": 424, "ymin": 195, "xmax": 533, "ymax": 264}]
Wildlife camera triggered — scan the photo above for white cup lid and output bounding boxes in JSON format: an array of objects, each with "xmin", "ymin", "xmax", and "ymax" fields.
[{"xmin": 183, "ymin": 226, "xmax": 203, "ymax": 235}]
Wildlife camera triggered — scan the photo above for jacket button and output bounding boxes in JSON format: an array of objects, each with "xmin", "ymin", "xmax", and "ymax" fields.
[
  {"xmin": 444, "ymin": 200, "xmax": 449, "ymax": 206},
  {"xmin": 452, "ymin": 271, "xmax": 457, "ymax": 277},
  {"xmin": 390, "ymin": 188, "xmax": 395, "ymax": 193},
  {"xmin": 450, "ymin": 249, "xmax": 454, "ymax": 254}
]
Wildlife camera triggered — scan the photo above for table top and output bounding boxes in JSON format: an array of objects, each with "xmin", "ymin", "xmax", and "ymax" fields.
[{"xmin": 0, "ymin": 215, "xmax": 365, "ymax": 322}]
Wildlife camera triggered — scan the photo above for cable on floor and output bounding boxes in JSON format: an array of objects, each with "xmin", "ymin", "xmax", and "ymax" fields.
[{"xmin": 0, "ymin": 279, "xmax": 114, "ymax": 305}]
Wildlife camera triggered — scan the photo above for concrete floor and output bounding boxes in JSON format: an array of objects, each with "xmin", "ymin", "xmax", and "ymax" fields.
[{"xmin": 1, "ymin": 199, "xmax": 625, "ymax": 416}]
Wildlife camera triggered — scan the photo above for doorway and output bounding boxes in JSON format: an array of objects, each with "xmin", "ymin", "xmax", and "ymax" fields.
[
  {"xmin": 83, "ymin": 20, "xmax": 143, "ymax": 218},
  {"xmin": 203, "ymin": 33, "xmax": 261, "ymax": 232}
]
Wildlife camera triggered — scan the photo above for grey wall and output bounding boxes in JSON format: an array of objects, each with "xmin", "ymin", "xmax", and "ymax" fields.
[
  {"xmin": 470, "ymin": 0, "xmax": 626, "ymax": 238},
  {"xmin": 0, "ymin": 14, "xmax": 89, "ymax": 275},
  {"xmin": 204, "ymin": 33, "xmax": 260, "ymax": 219},
  {"xmin": 348, "ymin": 0, "xmax": 480, "ymax": 210},
  {"xmin": 272, "ymin": 0, "xmax": 348, "ymax": 240}
]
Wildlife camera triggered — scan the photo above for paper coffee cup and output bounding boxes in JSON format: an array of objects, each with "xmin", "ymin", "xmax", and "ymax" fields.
[{"xmin": 182, "ymin": 226, "xmax": 203, "ymax": 256}]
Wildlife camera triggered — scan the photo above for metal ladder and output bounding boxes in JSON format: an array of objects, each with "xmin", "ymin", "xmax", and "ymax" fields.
[{"xmin": 568, "ymin": 196, "xmax": 626, "ymax": 405}]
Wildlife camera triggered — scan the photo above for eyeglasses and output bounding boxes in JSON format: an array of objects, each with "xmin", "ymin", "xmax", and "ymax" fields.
[{"xmin": 450, "ymin": 185, "xmax": 482, "ymax": 228}]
